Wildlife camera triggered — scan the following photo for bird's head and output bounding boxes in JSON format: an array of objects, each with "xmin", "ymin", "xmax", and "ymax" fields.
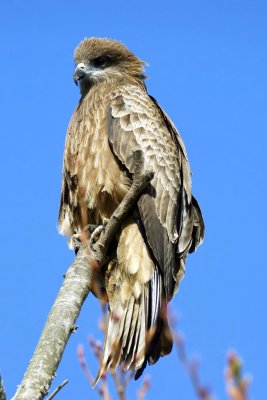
[{"xmin": 73, "ymin": 37, "xmax": 147, "ymax": 95}]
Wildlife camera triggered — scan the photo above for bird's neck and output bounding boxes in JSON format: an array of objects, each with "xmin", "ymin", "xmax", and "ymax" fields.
[{"xmin": 80, "ymin": 75, "xmax": 146, "ymax": 100}]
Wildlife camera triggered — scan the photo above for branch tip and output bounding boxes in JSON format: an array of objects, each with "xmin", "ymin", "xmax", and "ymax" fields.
[{"xmin": 46, "ymin": 379, "xmax": 68, "ymax": 400}]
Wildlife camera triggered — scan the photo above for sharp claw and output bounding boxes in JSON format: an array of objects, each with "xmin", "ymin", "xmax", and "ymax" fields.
[
  {"xmin": 71, "ymin": 233, "xmax": 82, "ymax": 253},
  {"xmin": 89, "ymin": 225, "xmax": 105, "ymax": 250}
]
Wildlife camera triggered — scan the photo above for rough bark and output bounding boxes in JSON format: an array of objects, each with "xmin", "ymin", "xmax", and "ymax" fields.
[
  {"xmin": 12, "ymin": 248, "xmax": 93, "ymax": 400},
  {"xmin": 12, "ymin": 150, "xmax": 153, "ymax": 400}
]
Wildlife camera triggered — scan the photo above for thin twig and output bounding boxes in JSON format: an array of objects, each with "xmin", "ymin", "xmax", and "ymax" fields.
[
  {"xmin": 136, "ymin": 376, "xmax": 151, "ymax": 400},
  {"xmin": 47, "ymin": 380, "xmax": 68, "ymax": 400},
  {"xmin": 111, "ymin": 369, "xmax": 125, "ymax": 400},
  {"xmin": 225, "ymin": 352, "xmax": 250, "ymax": 400},
  {"xmin": 0, "ymin": 376, "xmax": 6, "ymax": 400},
  {"xmin": 12, "ymin": 150, "xmax": 153, "ymax": 400},
  {"xmin": 78, "ymin": 342, "xmax": 112, "ymax": 400},
  {"xmin": 77, "ymin": 345, "xmax": 95, "ymax": 387},
  {"xmin": 169, "ymin": 312, "xmax": 213, "ymax": 400}
]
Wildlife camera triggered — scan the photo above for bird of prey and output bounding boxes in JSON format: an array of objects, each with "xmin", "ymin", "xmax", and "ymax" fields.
[{"xmin": 58, "ymin": 37, "xmax": 204, "ymax": 381}]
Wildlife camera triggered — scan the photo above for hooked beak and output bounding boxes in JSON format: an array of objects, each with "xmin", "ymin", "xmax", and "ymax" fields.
[{"xmin": 73, "ymin": 63, "xmax": 87, "ymax": 86}]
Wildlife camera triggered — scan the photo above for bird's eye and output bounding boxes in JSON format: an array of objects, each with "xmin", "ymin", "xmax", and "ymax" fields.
[{"xmin": 91, "ymin": 56, "xmax": 109, "ymax": 68}]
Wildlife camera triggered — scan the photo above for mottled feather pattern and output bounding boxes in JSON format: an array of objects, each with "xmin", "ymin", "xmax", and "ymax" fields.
[
  {"xmin": 59, "ymin": 86, "xmax": 131, "ymax": 237},
  {"xmin": 58, "ymin": 37, "xmax": 204, "ymax": 382},
  {"xmin": 108, "ymin": 85, "xmax": 196, "ymax": 297},
  {"xmin": 109, "ymin": 85, "xmax": 191, "ymax": 244}
]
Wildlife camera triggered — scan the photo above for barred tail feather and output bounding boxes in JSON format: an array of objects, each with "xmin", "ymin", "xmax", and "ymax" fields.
[
  {"xmin": 94, "ymin": 266, "xmax": 173, "ymax": 385},
  {"xmin": 94, "ymin": 289, "xmax": 145, "ymax": 385}
]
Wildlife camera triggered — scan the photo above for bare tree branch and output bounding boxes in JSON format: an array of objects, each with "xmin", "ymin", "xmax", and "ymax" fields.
[
  {"xmin": 47, "ymin": 379, "xmax": 68, "ymax": 400},
  {"xmin": 12, "ymin": 150, "xmax": 153, "ymax": 400},
  {"xmin": 136, "ymin": 376, "xmax": 151, "ymax": 400},
  {"xmin": 12, "ymin": 247, "xmax": 93, "ymax": 400},
  {"xmin": 0, "ymin": 376, "xmax": 6, "ymax": 400},
  {"xmin": 169, "ymin": 312, "xmax": 213, "ymax": 400}
]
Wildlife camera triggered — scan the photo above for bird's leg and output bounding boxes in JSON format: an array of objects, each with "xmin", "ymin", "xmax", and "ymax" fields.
[
  {"xmin": 71, "ymin": 234, "xmax": 82, "ymax": 254},
  {"xmin": 89, "ymin": 218, "xmax": 109, "ymax": 251},
  {"xmin": 71, "ymin": 222, "xmax": 107, "ymax": 254}
]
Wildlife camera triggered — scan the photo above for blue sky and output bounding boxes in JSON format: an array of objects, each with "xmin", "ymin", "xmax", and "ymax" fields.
[{"xmin": 0, "ymin": 0, "xmax": 266, "ymax": 398}]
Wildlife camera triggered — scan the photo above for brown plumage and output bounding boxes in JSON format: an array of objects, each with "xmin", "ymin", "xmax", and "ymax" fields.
[{"xmin": 58, "ymin": 37, "xmax": 204, "ymax": 382}]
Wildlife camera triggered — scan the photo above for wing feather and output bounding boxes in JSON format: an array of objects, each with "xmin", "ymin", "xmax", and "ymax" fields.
[{"xmin": 108, "ymin": 85, "xmax": 196, "ymax": 298}]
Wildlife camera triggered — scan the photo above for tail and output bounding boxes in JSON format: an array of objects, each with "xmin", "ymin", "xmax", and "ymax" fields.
[
  {"xmin": 94, "ymin": 222, "xmax": 173, "ymax": 385},
  {"xmin": 94, "ymin": 267, "xmax": 173, "ymax": 385}
]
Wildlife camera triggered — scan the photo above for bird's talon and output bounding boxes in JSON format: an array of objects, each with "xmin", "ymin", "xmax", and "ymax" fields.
[
  {"xmin": 89, "ymin": 224, "xmax": 105, "ymax": 250},
  {"xmin": 102, "ymin": 218, "xmax": 109, "ymax": 226},
  {"xmin": 71, "ymin": 233, "xmax": 82, "ymax": 253}
]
